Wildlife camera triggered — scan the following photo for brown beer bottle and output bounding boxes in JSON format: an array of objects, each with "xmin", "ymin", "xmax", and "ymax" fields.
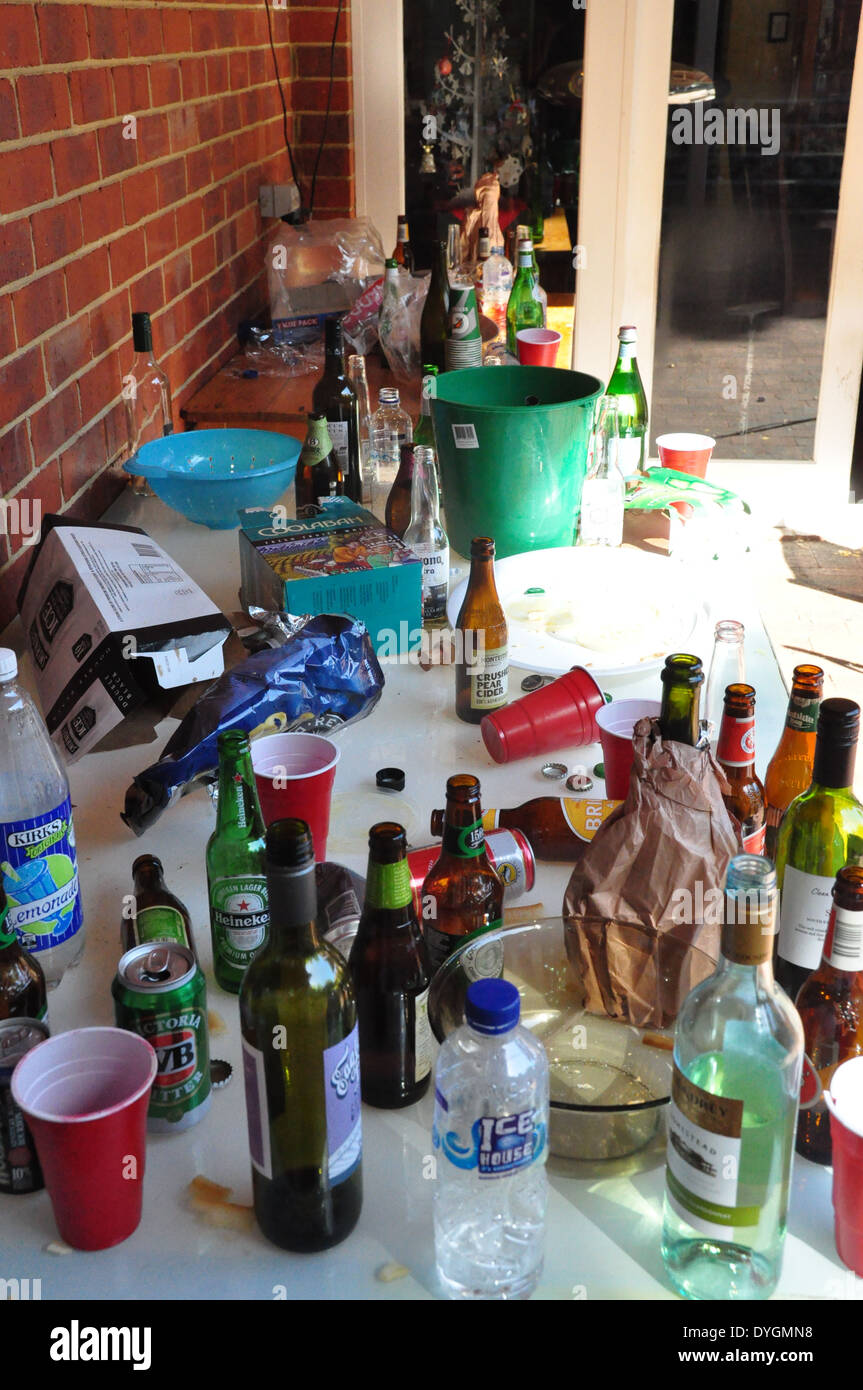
[
  {"xmin": 384, "ymin": 444, "xmax": 415, "ymax": 539},
  {"xmin": 349, "ymin": 823, "xmax": 432, "ymax": 1109},
  {"xmin": 795, "ymin": 866, "xmax": 863, "ymax": 1164},
  {"xmin": 454, "ymin": 537, "xmax": 508, "ymax": 724},
  {"xmin": 0, "ymin": 884, "xmax": 47, "ymax": 1022},
  {"xmin": 421, "ymin": 775, "xmax": 504, "ymax": 972},
  {"xmin": 658, "ymin": 653, "xmax": 704, "ymax": 745},
  {"xmin": 123, "ymin": 854, "xmax": 196, "ymax": 955},
  {"xmin": 715, "ymin": 684, "xmax": 766, "ymax": 854},
  {"xmin": 430, "ymin": 796, "xmax": 621, "ymax": 861},
  {"xmin": 392, "ymin": 214, "xmax": 412, "ymax": 272},
  {"xmin": 763, "ymin": 664, "xmax": 824, "ymax": 860}
]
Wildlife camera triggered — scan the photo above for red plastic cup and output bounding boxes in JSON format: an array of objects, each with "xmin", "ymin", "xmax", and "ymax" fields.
[
  {"xmin": 826, "ymin": 1057, "xmax": 863, "ymax": 1274},
  {"xmin": 251, "ymin": 731, "xmax": 340, "ymax": 861},
  {"xmin": 516, "ymin": 328, "xmax": 562, "ymax": 367},
  {"xmin": 655, "ymin": 432, "xmax": 716, "ymax": 479},
  {"xmin": 481, "ymin": 666, "xmax": 604, "ymax": 764},
  {"xmin": 595, "ymin": 699, "xmax": 661, "ymax": 800},
  {"xmin": 11, "ymin": 1026, "xmax": 156, "ymax": 1251}
]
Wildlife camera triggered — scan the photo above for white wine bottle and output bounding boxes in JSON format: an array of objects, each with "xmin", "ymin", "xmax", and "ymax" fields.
[{"xmin": 662, "ymin": 855, "xmax": 803, "ymax": 1300}]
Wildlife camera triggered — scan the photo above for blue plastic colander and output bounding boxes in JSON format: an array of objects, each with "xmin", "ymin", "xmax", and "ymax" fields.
[{"xmin": 124, "ymin": 428, "xmax": 302, "ymax": 529}]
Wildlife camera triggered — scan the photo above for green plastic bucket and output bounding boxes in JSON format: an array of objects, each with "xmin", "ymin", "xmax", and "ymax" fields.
[{"xmin": 430, "ymin": 365, "xmax": 604, "ymax": 558}]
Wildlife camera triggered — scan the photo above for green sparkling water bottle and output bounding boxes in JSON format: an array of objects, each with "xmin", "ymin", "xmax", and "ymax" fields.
[
  {"xmin": 505, "ymin": 241, "xmax": 544, "ymax": 355},
  {"xmin": 606, "ymin": 325, "xmax": 648, "ymax": 475}
]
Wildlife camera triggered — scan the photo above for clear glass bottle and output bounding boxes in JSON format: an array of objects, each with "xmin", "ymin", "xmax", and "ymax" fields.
[
  {"xmin": 403, "ymin": 445, "xmax": 449, "ymax": 626},
  {"xmin": 0, "ymin": 648, "xmax": 84, "ymax": 989},
  {"xmin": 370, "ymin": 386, "xmax": 413, "ymax": 486},
  {"xmin": 347, "ymin": 354, "xmax": 374, "ymax": 507},
  {"xmin": 578, "ymin": 397, "xmax": 625, "ymax": 548},
  {"xmin": 433, "ymin": 978, "xmax": 549, "ymax": 1300},
  {"xmin": 123, "ymin": 311, "xmax": 172, "ymax": 496},
  {"xmin": 378, "ymin": 258, "xmax": 401, "ymax": 371},
  {"xmin": 704, "ymin": 620, "xmax": 746, "ymax": 750},
  {"xmin": 606, "ymin": 325, "xmax": 648, "ymax": 476},
  {"xmin": 661, "ymin": 855, "xmax": 803, "ymax": 1300}
]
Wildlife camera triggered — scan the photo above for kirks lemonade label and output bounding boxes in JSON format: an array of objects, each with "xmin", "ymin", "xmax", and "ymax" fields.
[{"xmin": 0, "ymin": 799, "xmax": 82, "ymax": 957}]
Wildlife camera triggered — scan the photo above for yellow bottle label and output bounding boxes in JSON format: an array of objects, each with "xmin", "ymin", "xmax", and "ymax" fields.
[{"xmin": 560, "ymin": 798, "xmax": 621, "ymax": 840}]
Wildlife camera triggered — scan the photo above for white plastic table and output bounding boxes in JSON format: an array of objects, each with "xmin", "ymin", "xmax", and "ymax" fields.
[{"xmin": 0, "ymin": 487, "xmax": 841, "ymax": 1302}]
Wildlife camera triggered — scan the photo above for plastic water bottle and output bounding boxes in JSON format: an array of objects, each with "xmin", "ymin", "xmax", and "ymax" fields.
[
  {"xmin": 0, "ymin": 649, "xmax": 84, "ymax": 988},
  {"xmin": 370, "ymin": 387, "xmax": 413, "ymax": 486},
  {"xmin": 481, "ymin": 246, "xmax": 513, "ymax": 340},
  {"xmin": 433, "ymin": 978, "xmax": 549, "ymax": 1299}
]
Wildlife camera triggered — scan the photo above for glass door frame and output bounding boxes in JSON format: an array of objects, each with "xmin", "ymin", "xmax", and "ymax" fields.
[{"xmin": 353, "ymin": 0, "xmax": 863, "ymax": 499}]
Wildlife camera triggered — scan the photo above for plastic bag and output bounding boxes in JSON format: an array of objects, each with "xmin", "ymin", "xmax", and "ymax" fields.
[
  {"xmin": 122, "ymin": 614, "xmax": 384, "ymax": 834},
  {"xmin": 267, "ymin": 218, "xmax": 386, "ymax": 344},
  {"xmin": 379, "ymin": 268, "xmax": 429, "ymax": 379}
]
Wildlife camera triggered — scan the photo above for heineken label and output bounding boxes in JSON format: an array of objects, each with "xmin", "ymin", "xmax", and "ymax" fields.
[
  {"xmin": 786, "ymin": 696, "xmax": 819, "ymax": 733},
  {"xmin": 442, "ymin": 818, "xmax": 486, "ymax": 858},
  {"xmin": 210, "ymin": 875, "xmax": 269, "ymax": 967}
]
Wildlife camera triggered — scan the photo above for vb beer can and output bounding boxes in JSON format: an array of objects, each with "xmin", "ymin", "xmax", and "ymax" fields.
[
  {"xmin": 0, "ymin": 1018, "xmax": 48, "ymax": 1193},
  {"xmin": 113, "ymin": 944, "xmax": 211, "ymax": 1133}
]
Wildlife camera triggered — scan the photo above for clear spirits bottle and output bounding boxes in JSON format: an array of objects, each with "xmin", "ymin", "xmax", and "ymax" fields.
[
  {"xmin": 123, "ymin": 311, "xmax": 172, "ymax": 496},
  {"xmin": 403, "ymin": 445, "xmax": 449, "ymax": 627},
  {"xmin": 578, "ymin": 397, "xmax": 625, "ymax": 548},
  {"xmin": 661, "ymin": 855, "xmax": 803, "ymax": 1300}
]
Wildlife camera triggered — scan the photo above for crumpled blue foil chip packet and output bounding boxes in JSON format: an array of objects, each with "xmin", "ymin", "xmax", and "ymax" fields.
[{"xmin": 122, "ymin": 612, "xmax": 384, "ymax": 834}]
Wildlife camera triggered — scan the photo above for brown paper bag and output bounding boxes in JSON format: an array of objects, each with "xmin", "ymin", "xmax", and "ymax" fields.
[{"xmin": 562, "ymin": 717, "xmax": 740, "ymax": 1027}]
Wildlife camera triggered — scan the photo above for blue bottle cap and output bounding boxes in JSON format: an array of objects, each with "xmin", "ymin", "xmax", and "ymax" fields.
[{"xmin": 465, "ymin": 979, "xmax": 520, "ymax": 1035}]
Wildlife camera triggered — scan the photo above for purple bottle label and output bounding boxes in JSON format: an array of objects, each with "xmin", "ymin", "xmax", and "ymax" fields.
[{"xmin": 324, "ymin": 1024, "xmax": 362, "ymax": 1184}]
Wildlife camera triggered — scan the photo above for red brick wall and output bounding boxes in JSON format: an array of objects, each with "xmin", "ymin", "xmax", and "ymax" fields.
[{"xmin": 0, "ymin": 0, "xmax": 356, "ymax": 631}]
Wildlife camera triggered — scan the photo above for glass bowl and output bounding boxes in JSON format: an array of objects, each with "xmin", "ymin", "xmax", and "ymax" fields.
[{"xmin": 427, "ymin": 917, "xmax": 716, "ymax": 1162}]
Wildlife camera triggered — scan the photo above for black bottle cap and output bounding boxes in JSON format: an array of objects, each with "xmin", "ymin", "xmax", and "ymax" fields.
[
  {"xmin": 376, "ymin": 767, "xmax": 405, "ymax": 792},
  {"xmin": 131, "ymin": 312, "xmax": 153, "ymax": 353},
  {"xmin": 817, "ymin": 698, "xmax": 860, "ymax": 747},
  {"xmin": 266, "ymin": 819, "xmax": 315, "ymax": 870}
]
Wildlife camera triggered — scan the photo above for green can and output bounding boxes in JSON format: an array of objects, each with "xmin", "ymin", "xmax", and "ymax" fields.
[{"xmin": 113, "ymin": 944, "xmax": 211, "ymax": 1133}]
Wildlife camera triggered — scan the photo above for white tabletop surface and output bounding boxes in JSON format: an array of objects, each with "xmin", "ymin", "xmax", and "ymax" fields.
[{"xmin": 0, "ymin": 484, "xmax": 842, "ymax": 1302}]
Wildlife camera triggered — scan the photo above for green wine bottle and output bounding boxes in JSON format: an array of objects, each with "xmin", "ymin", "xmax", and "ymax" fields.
[
  {"xmin": 206, "ymin": 730, "xmax": 269, "ymax": 994},
  {"xmin": 662, "ymin": 855, "xmax": 803, "ymax": 1300},
  {"xmin": 311, "ymin": 316, "xmax": 361, "ymax": 503},
  {"xmin": 506, "ymin": 241, "xmax": 544, "ymax": 355},
  {"xmin": 420, "ymin": 240, "xmax": 450, "ymax": 373},
  {"xmin": 606, "ymin": 326, "xmax": 648, "ymax": 475},
  {"xmin": 775, "ymin": 698, "xmax": 863, "ymax": 999},
  {"xmin": 240, "ymin": 819, "xmax": 362, "ymax": 1251},
  {"xmin": 658, "ymin": 653, "xmax": 704, "ymax": 746}
]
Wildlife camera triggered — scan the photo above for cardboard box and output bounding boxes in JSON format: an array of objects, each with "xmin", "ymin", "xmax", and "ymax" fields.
[
  {"xmin": 18, "ymin": 517, "xmax": 231, "ymax": 760},
  {"xmin": 238, "ymin": 499, "xmax": 422, "ymax": 655}
]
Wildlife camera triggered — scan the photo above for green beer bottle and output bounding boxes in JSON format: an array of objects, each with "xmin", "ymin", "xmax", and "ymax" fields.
[
  {"xmin": 240, "ymin": 818, "xmax": 362, "ymax": 1251},
  {"xmin": 206, "ymin": 730, "xmax": 269, "ymax": 993},
  {"xmin": 606, "ymin": 326, "xmax": 648, "ymax": 475},
  {"xmin": 506, "ymin": 241, "xmax": 544, "ymax": 355}
]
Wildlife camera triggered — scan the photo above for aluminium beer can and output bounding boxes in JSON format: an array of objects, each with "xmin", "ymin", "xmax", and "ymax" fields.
[
  {"xmin": 0, "ymin": 1017, "xmax": 49, "ymax": 1193},
  {"xmin": 113, "ymin": 944, "xmax": 211, "ymax": 1133}
]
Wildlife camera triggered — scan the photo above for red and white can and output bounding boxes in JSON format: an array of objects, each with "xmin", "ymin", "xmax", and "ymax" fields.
[{"xmin": 408, "ymin": 828, "xmax": 535, "ymax": 908}]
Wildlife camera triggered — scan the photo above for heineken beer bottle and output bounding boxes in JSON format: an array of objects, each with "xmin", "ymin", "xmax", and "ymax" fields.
[{"xmin": 206, "ymin": 731, "xmax": 269, "ymax": 993}]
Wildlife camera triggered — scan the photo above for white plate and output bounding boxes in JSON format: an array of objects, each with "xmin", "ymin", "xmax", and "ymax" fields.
[{"xmin": 446, "ymin": 546, "xmax": 705, "ymax": 678}]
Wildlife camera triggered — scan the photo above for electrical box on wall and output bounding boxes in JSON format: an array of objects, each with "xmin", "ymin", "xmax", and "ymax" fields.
[{"xmin": 259, "ymin": 183, "xmax": 301, "ymax": 218}]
